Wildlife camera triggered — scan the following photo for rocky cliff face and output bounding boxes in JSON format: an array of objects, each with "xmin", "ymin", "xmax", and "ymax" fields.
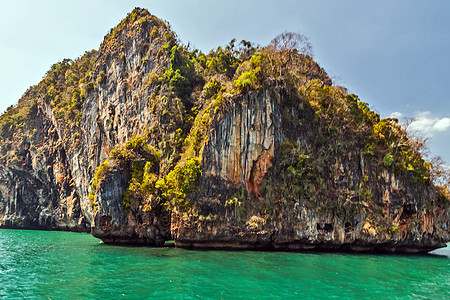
[
  {"xmin": 0, "ymin": 8, "xmax": 448, "ymax": 253},
  {"xmin": 0, "ymin": 9, "xmax": 170, "ymax": 232},
  {"xmin": 91, "ymin": 167, "xmax": 170, "ymax": 245},
  {"xmin": 172, "ymin": 89, "xmax": 449, "ymax": 254},
  {"xmin": 0, "ymin": 99, "xmax": 87, "ymax": 231},
  {"xmin": 202, "ymin": 90, "xmax": 283, "ymax": 197}
]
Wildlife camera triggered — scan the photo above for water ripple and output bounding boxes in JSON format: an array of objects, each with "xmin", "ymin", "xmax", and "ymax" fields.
[{"xmin": 0, "ymin": 229, "xmax": 448, "ymax": 299}]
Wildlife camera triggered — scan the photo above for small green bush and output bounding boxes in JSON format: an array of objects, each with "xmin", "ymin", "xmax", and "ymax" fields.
[
  {"xmin": 97, "ymin": 71, "xmax": 106, "ymax": 85},
  {"xmin": 203, "ymin": 78, "xmax": 221, "ymax": 99},
  {"xmin": 89, "ymin": 160, "xmax": 112, "ymax": 202},
  {"xmin": 156, "ymin": 157, "xmax": 201, "ymax": 209},
  {"xmin": 234, "ymin": 53, "xmax": 265, "ymax": 93},
  {"xmin": 383, "ymin": 154, "xmax": 394, "ymax": 167}
]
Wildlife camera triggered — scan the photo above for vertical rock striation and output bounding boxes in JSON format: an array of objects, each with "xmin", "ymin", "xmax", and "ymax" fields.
[
  {"xmin": 173, "ymin": 88, "xmax": 450, "ymax": 254},
  {"xmin": 202, "ymin": 90, "xmax": 282, "ymax": 197},
  {"xmin": 0, "ymin": 8, "xmax": 448, "ymax": 253}
]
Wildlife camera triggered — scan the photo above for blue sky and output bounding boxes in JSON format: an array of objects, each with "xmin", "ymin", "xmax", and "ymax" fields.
[{"xmin": 0, "ymin": 0, "xmax": 449, "ymax": 164}]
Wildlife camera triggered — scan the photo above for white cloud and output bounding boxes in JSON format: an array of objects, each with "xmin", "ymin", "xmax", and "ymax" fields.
[
  {"xmin": 389, "ymin": 111, "xmax": 403, "ymax": 119},
  {"xmin": 433, "ymin": 118, "xmax": 450, "ymax": 131},
  {"xmin": 407, "ymin": 111, "xmax": 450, "ymax": 136}
]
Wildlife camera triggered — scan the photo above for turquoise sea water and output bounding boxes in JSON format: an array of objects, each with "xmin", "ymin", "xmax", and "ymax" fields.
[{"xmin": 0, "ymin": 229, "xmax": 448, "ymax": 299}]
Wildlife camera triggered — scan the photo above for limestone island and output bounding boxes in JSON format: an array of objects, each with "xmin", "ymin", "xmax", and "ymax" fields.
[{"xmin": 0, "ymin": 8, "xmax": 448, "ymax": 254}]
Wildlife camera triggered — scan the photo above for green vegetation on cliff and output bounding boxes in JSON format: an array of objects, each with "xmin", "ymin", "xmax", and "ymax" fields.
[
  {"xmin": 0, "ymin": 50, "xmax": 97, "ymax": 167},
  {"xmin": 0, "ymin": 8, "xmax": 448, "ymax": 226},
  {"xmin": 89, "ymin": 134, "xmax": 201, "ymax": 213}
]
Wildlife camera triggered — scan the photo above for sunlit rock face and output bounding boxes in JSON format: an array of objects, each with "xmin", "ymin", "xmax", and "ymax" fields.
[
  {"xmin": 202, "ymin": 90, "xmax": 281, "ymax": 198},
  {"xmin": 173, "ymin": 89, "xmax": 449, "ymax": 254},
  {"xmin": 0, "ymin": 8, "xmax": 448, "ymax": 253}
]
